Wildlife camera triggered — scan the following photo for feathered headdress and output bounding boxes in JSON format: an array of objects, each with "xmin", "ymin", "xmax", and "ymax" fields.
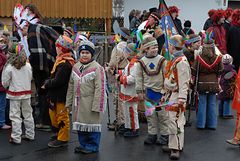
[{"xmin": 14, "ymin": 4, "xmax": 28, "ymax": 29}]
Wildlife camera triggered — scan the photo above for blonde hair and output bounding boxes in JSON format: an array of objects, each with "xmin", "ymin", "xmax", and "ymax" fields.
[{"xmin": 169, "ymin": 35, "xmax": 184, "ymax": 50}]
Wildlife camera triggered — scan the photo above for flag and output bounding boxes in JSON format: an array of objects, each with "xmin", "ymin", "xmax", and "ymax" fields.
[{"xmin": 159, "ymin": 0, "xmax": 179, "ymax": 60}]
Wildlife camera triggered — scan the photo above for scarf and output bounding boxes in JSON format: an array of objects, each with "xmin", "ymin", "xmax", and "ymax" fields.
[{"xmin": 51, "ymin": 52, "xmax": 75, "ymax": 74}]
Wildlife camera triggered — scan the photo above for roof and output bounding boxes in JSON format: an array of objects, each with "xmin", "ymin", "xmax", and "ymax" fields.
[{"xmin": 0, "ymin": 0, "xmax": 112, "ymax": 19}]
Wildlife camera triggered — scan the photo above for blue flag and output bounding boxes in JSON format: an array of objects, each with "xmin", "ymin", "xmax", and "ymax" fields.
[{"xmin": 159, "ymin": 0, "xmax": 179, "ymax": 60}]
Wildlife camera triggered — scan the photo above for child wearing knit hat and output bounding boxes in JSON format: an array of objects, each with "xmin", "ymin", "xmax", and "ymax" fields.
[
  {"xmin": 135, "ymin": 35, "xmax": 168, "ymax": 146},
  {"xmin": 44, "ymin": 35, "xmax": 75, "ymax": 148},
  {"xmin": 66, "ymin": 40, "xmax": 107, "ymax": 154},
  {"xmin": 218, "ymin": 54, "xmax": 237, "ymax": 119}
]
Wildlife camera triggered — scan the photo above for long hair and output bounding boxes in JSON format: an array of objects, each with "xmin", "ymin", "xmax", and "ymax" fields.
[
  {"xmin": 25, "ymin": 4, "xmax": 42, "ymax": 21},
  {"xmin": 9, "ymin": 50, "xmax": 27, "ymax": 70}
]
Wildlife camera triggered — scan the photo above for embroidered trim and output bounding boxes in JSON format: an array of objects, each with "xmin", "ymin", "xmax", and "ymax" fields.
[
  {"xmin": 119, "ymin": 92, "xmax": 139, "ymax": 102},
  {"xmin": 72, "ymin": 122, "xmax": 102, "ymax": 132},
  {"xmin": 139, "ymin": 57, "xmax": 165, "ymax": 76},
  {"xmin": 99, "ymin": 67, "xmax": 105, "ymax": 112},
  {"xmin": 7, "ymin": 90, "xmax": 32, "ymax": 96},
  {"xmin": 197, "ymin": 55, "xmax": 222, "ymax": 70}
]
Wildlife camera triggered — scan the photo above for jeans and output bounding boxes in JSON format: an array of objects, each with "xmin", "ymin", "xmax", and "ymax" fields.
[
  {"xmin": 197, "ymin": 93, "xmax": 217, "ymax": 128},
  {"xmin": 218, "ymin": 100, "xmax": 232, "ymax": 116},
  {"xmin": 78, "ymin": 131, "xmax": 101, "ymax": 152},
  {"xmin": 0, "ymin": 92, "xmax": 6, "ymax": 127}
]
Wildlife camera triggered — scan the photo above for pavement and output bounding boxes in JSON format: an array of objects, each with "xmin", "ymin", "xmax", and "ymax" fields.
[{"xmin": 0, "ymin": 109, "xmax": 240, "ymax": 161}]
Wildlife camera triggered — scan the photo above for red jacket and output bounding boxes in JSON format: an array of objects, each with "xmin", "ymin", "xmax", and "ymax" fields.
[
  {"xmin": 0, "ymin": 52, "xmax": 7, "ymax": 92},
  {"xmin": 207, "ymin": 24, "xmax": 227, "ymax": 54}
]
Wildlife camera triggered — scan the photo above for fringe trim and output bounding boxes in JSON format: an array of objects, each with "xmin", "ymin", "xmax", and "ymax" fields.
[{"xmin": 72, "ymin": 122, "xmax": 102, "ymax": 132}]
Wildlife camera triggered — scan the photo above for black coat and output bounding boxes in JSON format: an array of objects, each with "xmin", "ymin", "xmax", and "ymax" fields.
[
  {"xmin": 227, "ymin": 25, "xmax": 240, "ymax": 71},
  {"xmin": 174, "ymin": 18, "xmax": 183, "ymax": 34},
  {"xmin": 203, "ymin": 18, "xmax": 213, "ymax": 31},
  {"xmin": 45, "ymin": 61, "xmax": 72, "ymax": 103}
]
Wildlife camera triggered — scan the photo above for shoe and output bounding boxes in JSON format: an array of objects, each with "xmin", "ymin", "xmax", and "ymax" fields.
[
  {"xmin": 49, "ymin": 134, "xmax": 58, "ymax": 141},
  {"xmin": 48, "ymin": 140, "xmax": 68, "ymax": 148},
  {"xmin": 1, "ymin": 124, "xmax": 11, "ymax": 130},
  {"xmin": 162, "ymin": 145, "xmax": 171, "ymax": 153},
  {"xmin": 74, "ymin": 146, "xmax": 96, "ymax": 154},
  {"xmin": 9, "ymin": 138, "xmax": 21, "ymax": 145},
  {"xmin": 118, "ymin": 124, "xmax": 126, "ymax": 135},
  {"xmin": 21, "ymin": 135, "xmax": 34, "ymax": 141},
  {"xmin": 170, "ymin": 150, "xmax": 180, "ymax": 160},
  {"xmin": 226, "ymin": 138, "xmax": 240, "ymax": 146},
  {"xmin": 144, "ymin": 134, "xmax": 157, "ymax": 145},
  {"xmin": 223, "ymin": 115, "xmax": 234, "ymax": 119},
  {"xmin": 123, "ymin": 129, "xmax": 139, "ymax": 137}
]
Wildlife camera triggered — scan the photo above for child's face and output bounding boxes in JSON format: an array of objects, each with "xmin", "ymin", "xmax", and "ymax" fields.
[
  {"xmin": 146, "ymin": 45, "xmax": 158, "ymax": 57},
  {"xmin": 80, "ymin": 50, "xmax": 92, "ymax": 63}
]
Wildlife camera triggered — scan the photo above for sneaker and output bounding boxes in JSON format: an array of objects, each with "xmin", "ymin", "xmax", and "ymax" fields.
[
  {"xmin": 9, "ymin": 138, "xmax": 21, "ymax": 145},
  {"xmin": 226, "ymin": 138, "xmax": 240, "ymax": 146},
  {"xmin": 170, "ymin": 150, "xmax": 180, "ymax": 160},
  {"xmin": 21, "ymin": 135, "xmax": 34, "ymax": 141},
  {"xmin": 48, "ymin": 140, "xmax": 68, "ymax": 148},
  {"xmin": 1, "ymin": 124, "xmax": 11, "ymax": 130},
  {"xmin": 74, "ymin": 146, "xmax": 96, "ymax": 154},
  {"xmin": 123, "ymin": 130, "xmax": 139, "ymax": 137},
  {"xmin": 144, "ymin": 134, "xmax": 157, "ymax": 145}
]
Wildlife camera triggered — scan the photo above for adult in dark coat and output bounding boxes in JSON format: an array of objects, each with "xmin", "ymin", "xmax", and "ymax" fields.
[
  {"xmin": 203, "ymin": 9, "xmax": 215, "ymax": 31},
  {"xmin": 223, "ymin": 8, "xmax": 233, "ymax": 38},
  {"xmin": 168, "ymin": 6, "xmax": 183, "ymax": 35},
  {"xmin": 21, "ymin": 22, "xmax": 59, "ymax": 128},
  {"xmin": 227, "ymin": 9, "xmax": 240, "ymax": 71}
]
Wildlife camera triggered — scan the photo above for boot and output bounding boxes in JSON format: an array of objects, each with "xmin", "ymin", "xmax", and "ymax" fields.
[
  {"xmin": 123, "ymin": 129, "xmax": 139, "ymax": 137},
  {"xmin": 144, "ymin": 134, "xmax": 157, "ymax": 145},
  {"xmin": 170, "ymin": 150, "xmax": 180, "ymax": 160}
]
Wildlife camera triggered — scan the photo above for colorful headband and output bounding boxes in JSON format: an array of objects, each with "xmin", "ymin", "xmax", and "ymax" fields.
[
  {"xmin": 150, "ymin": 13, "xmax": 160, "ymax": 21},
  {"xmin": 124, "ymin": 45, "xmax": 134, "ymax": 55},
  {"xmin": 142, "ymin": 40, "xmax": 158, "ymax": 50},
  {"xmin": 169, "ymin": 39, "xmax": 178, "ymax": 47},
  {"xmin": 186, "ymin": 36, "xmax": 201, "ymax": 44}
]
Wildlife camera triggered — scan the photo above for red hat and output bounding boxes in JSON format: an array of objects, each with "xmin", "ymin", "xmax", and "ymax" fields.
[
  {"xmin": 225, "ymin": 8, "xmax": 233, "ymax": 19},
  {"xmin": 212, "ymin": 9, "xmax": 225, "ymax": 23},
  {"xmin": 232, "ymin": 9, "xmax": 240, "ymax": 24},
  {"xmin": 168, "ymin": 6, "xmax": 179, "ymax": 14},
  {"xmin": 208, "ymin": 9, "xmax": 216, "ymax": 18}
]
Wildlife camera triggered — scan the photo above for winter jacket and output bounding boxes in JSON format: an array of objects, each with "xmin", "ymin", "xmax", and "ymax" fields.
[
  {"xmin": 192, "ymin": 53, "xmax": 223, "ymax": 93},
  {"xmin": 45, "ymin": 61, "xmax": 72, "ymax": 103},
  {"xmin": 227, "ymin": 25, "xmax": 240, "ymax": 71},
  {"xmin": 0, "ymin": 52, "xmax": 7, "ymax": 92},
  {"xmin": 218, "ymin": 64, "xmax": 237, "ymax": 100}
]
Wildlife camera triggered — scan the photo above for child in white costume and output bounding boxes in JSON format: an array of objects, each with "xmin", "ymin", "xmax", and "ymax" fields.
[
  {"xmin": 2, "ymin": 48, "xmax": 34, "ymax": 144},
  {"xmin": 162, "ymin": 35, "xmax": 191, "ymax": 160},
  {"xmin": 135, "ymin": 36, "xmax": 168, "ymax": 145},
  {"xmin": 116, "ymin": 43, "xmax": 139, "ymax": 137}
]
